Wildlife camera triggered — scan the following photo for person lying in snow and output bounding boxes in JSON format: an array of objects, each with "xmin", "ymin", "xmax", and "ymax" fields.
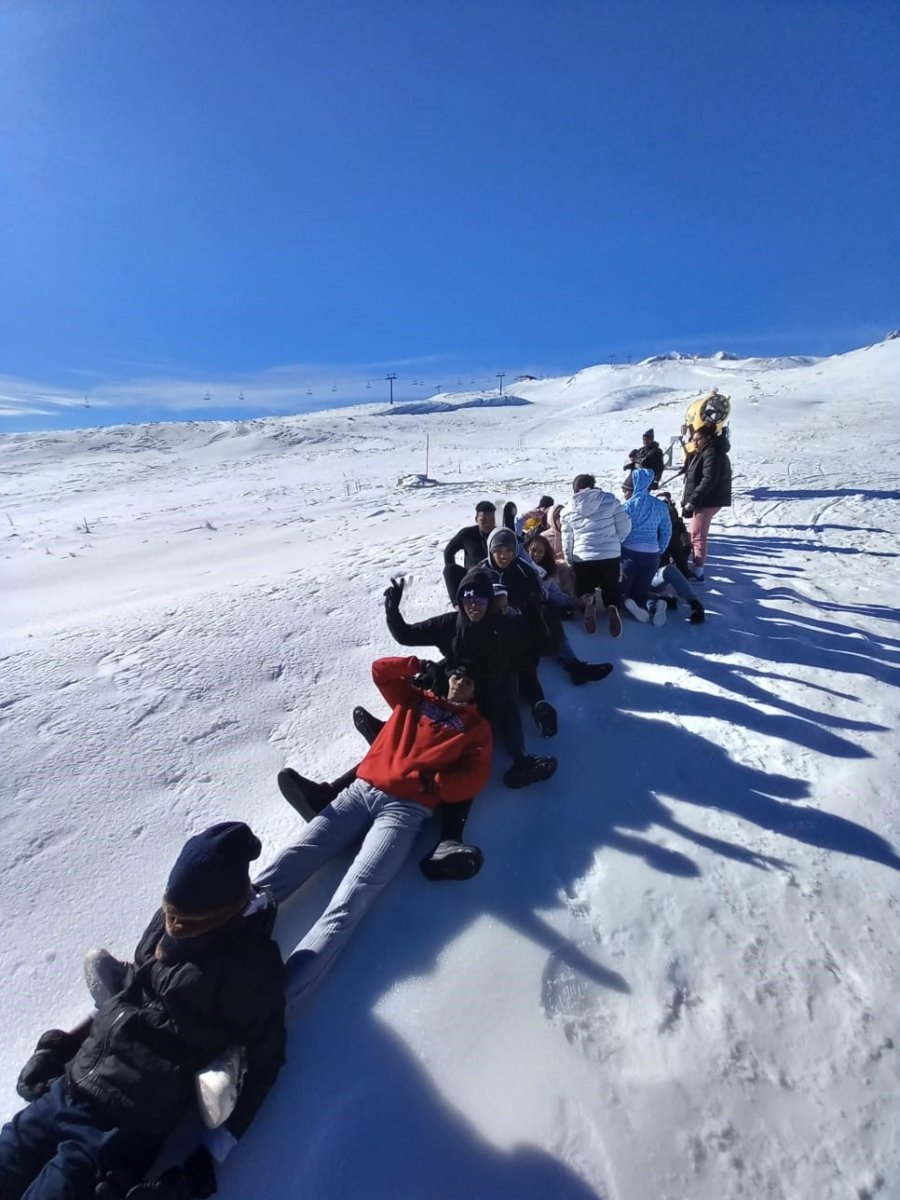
[
  {"xmin": 258, "ymin": 656, "xmax": 493, "ymax": 1007},
  {"xmin": 2, "ymin": 823, "xmax": 285, "ymax": 1200}
]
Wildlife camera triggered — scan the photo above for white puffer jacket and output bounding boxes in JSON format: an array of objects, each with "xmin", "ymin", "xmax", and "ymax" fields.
[{"xmin": 561, "ymin": 488, "xmax": 632, "ymax": 562}]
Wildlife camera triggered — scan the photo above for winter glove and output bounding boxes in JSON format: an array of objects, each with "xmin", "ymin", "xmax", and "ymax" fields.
[
  {"xmin": 411, "ymin": 659, "xmax": 442, "ymax": 692},
  {"xmin": 681, "ymin": 504, "xmax": 694, "ymax": 518},
  {"xmin": 383, "ymin": 576, "xmax": 405, "ymax": 612},
  {"xmin": 17, "ymin": 1028, "xmax": 84, "ymax": 1101}
]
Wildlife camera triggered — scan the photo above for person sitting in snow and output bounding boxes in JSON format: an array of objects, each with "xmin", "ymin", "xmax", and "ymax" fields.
[
  {"xmin": 442, "ymin": 499, "xmax": 497, "ymax": 604},
  {"xmin": 382, "ymin": 570, "xmax": 557, "ymax": 791},
  {"xmin": 619, "ymin": 468, "xmax": 672, "ymax": 625},
  {"xmin": 2, "ymin": 823, "xmax": 285, "ymax": 1200},
  {"xmin": 560, "ymin": 474, "xmax": 632, "ymax": 638},
  {"xmin": 649, "ymin": 491, "xmax": 705, "ymax": 624},
  {"xmin": 259, "ymin": 655, "xmax": 493, "ymax": 996},
  {"xmin": 518, "ymin": 495, "xmax": 555, "ymax": 537}
]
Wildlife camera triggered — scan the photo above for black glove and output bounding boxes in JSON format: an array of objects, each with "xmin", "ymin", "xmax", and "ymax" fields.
[
  {"xmin": 682, "ymin": 504, "xmax": 694, "ymax": 518},
  {"xmin": 383, "ymin": 575, "xmax": 405, "ymax": 611},
  {"xmin": 17, "ymin": 1029, "xmax": 83, "ymax": 1102},
  {"xmin": 411, "ymin": 659, "xmax": 441, "ymax": 691}
]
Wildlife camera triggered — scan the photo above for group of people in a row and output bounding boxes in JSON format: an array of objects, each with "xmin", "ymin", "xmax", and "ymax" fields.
[{"xmin": 1, "ymin": 423, "xmax": 732, "ymax": 1199}]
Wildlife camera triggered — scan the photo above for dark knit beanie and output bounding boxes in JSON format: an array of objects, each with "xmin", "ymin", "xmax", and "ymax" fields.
[
  {"xmin": 644, "ymin": 428, "xmax": 654, "ymax": 439},
  {"xmin": 165, "ymin": 822, "xmax": 262, "ymax": 914},
  {"xmin": 488, "ymin": 527, "xmax": 518, "ymax": 556},
  {"xmin": 456, "ymin": 569, "xmax": 495, "ymax": 605}
]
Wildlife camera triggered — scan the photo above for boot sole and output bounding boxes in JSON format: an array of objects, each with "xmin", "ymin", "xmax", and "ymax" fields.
[
  {"xmin": 608, "ymin": 605, "xmax": 623, "ymax": 637},
  {"xmin": 420, "ymin": 846, "xmax": 484, "ymax": 881},
  {"xmin": 277, "ymin": 769, "xmax": 320, "ymax": 822}
]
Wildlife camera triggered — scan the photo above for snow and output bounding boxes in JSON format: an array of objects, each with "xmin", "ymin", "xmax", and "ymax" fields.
[{"xmin": 2, "ymin": 339, "xmax": 899, "ymax": 1199}]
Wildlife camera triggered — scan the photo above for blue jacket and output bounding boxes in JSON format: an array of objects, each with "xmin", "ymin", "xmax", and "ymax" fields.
[{"xmin": 623, "ymin": 468, "xmax": 672, "ymax": 554}]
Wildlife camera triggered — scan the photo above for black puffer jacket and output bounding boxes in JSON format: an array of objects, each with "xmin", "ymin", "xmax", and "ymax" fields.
[
  {"xmin": 682, "ymin": 435, "xmax": 732, "ymax": 511},
  {"xmin": 66, "ymin": 890, "xmax": 285, "ymax": 1140}
]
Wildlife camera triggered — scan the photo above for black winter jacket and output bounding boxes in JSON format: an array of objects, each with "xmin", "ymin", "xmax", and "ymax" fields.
[
  {"xmin": 632, "ymin": 443, "xmax": 665, "ymax": 483},
  {"xmin": 443, "ymin": 525, "xmax": 490, "ymax": 569},
  {"xmin": 682, "ymin": 437, "xmax": 732, "ymax": 511},
  {"xmin": 385, "ymin": 601, "xmax": 526, "ymax": 718},
  {"xmin": 66, "ymin": 891, "xmax": 285, "ymax": 1141}
]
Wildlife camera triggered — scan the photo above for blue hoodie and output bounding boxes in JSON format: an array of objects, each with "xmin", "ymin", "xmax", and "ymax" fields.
[{"xmin": 623, "ymin": 468, "xmax": 672, "ymax": 554}]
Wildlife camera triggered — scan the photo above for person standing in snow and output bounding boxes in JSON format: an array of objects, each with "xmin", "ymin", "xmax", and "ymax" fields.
[
  {"xmin": 619, "ymin": 469, "xmax": 672, "ymax": 625},
  {"xmin": 259, "ymin": 655, "xmax": 493, "ymax": 997},
  {"xmin": 623, "ymin": 429, "xmax": 665, "ymax": 485},
  {"xmin": 3, "ymin": 824, "xmax": 285, "ymax": 1200},
  {"xmin": 442, "ymin": 500, "xmax": 497, "ymax": 603},
  {"xmin": 681, "ymin": 424, "xmax": 732, "ymax": 581},
  {"xmin": 560, "ymin": 474, "xmax": 632, "ymax": 638}
]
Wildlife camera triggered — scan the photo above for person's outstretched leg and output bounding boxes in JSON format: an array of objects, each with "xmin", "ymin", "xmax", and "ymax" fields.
[
  {"xmin": 283, "ymin": 787, "xmax": 431, "ymax": 1016},
  {"xmin": 256, "ymin": 778, "xmax": 373, "ymax": 907}
]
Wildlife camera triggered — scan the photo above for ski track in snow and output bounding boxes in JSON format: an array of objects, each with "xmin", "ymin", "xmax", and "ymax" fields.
[{"xmin": 2, "ymin": 343, "xmax": 899, "ymax": 1199}]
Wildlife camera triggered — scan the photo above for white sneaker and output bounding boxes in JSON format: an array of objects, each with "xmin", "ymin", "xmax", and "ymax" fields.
[
  {"xmin": 652, "ymin": 598, "xmax": 668, "ymax": 627},
  {"xmin": 623, "ymin": 598, "xmax": 650, "ymax": 623},
  {"xmin": 83, "ymin": 949, "xmax": 129, "ymax": 1007},
  {"xmin": 196, "ymin": 1045, "xmax": 247, "ymax": 1129}
]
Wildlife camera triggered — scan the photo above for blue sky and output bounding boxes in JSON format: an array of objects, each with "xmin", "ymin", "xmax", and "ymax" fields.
[{"xmin": 1, "ymin": 0, "xmax": 897, "ymax": 431}]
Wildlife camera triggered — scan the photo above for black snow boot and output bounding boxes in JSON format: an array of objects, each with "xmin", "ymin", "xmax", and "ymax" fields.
[
  {"xmin": 688, "ymin": 599, "xmax": 706, "ymax": 624},
  {"xmin": 503, "ymin": 754, "xmax": 558, "ymax": 789},
  {"xmin": 420, "ymin": 839, "xmax": 484, "ymax": 881},
  {"xmin": 532, "ymin": 700, "xmax": 558, "ymax": 737},
  {"xmin": 277, "ymin": 768, "xmax": 336, "ymax": 822},
  {"xmin": 353, "ymin": 706, "xmax": 385, "ymax": 746},
  {"xmin": 563, "ymin": 659, "xmax": 614, "ymax": 686}
]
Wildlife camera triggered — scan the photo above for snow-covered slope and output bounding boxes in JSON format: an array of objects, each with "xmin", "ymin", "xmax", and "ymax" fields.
[{"xmin": 2, "ymin": 341, "xmax": 899, "ymax": 1199}]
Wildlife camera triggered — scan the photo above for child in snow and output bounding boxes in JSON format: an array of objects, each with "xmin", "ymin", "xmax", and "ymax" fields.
[{"xmin": 2, "ymin": 823, "xmax": 285, "ymax": 1200}]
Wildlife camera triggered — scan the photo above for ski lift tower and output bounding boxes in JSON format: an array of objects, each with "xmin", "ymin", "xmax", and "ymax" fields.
[
  {"xmin": 386, "ymin": 373, "xmax": 396, "ymax": 405},
  {"xmin": 496, "ymin": 371, "xmax": 506, "ymax": 395}
]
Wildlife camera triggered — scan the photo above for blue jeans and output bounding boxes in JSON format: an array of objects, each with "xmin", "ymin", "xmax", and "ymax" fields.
[
  {"xmin": 256, "ymin": 778, "xmax": 432, "ymax": 1019},
  {"xmin": 652, "ymin": 563, "xmax": 697, "ymax": 604},
  {"xmin": 0, "ymin": 1077, "xmax": 155, "ymax": 1200},
  {"xmin": 620, "ymin": 548, "xmax": 661, "ymax": 608}
]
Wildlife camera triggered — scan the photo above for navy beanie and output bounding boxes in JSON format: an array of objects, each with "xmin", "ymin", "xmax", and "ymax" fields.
[{"xmin": 165, "ymin": 822, "xmax": 262, "ymax": 913}]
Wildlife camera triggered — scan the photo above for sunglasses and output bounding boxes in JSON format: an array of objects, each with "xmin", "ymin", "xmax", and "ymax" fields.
[{"xmin": 461, "ymin": 589, "xmax": 489, "ymax": 605}]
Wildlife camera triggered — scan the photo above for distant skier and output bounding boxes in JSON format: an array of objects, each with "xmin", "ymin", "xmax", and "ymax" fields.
[
  {"xmin": 443, "ymin": 500, "xmax": 497, "ymax": 603},
  {"xmin": 3, "ymin": 823, "xmax": 285, "ymax": 1200},
  {"xmin": 681, "ymin": 424, "xmax": 732, "ymax": 580}
]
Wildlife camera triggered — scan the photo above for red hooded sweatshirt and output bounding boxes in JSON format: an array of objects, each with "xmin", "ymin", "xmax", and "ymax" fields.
[{"xmin": 356, "ymin": 657, "xmax": 493, "ymax": 807}]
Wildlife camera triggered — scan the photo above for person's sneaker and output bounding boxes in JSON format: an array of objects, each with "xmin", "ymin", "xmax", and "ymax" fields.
[
  {"xmin": 532, "ymin": 700, "xmax": 558, "ymax": 737},
  {"xmin": 652, "ymin": 598, "xmax": 668, "ymax": 627},
  {"xmin": 608, "ymin": 604, "xmax": 623, "ymax": 637},
  {"xmin": 503, "ymin": 754, "xmax": 558, "ymax": 789},
  {"xmin": 420, "ymin": 840, "xmax": 484, "ymax": 881},
  {"xmin": 582, "ymin": 597, "xmax": 597, "ymax": 635},
  {"xmin": 563, "ymin": 659, "xmax": 614, "ymax": 685},
  {"xmin": 688, "ymin": 599, "xmax": 706, "ymax": 624},
  {"xmin": 83, "ymin": 949, "xmax": 129, "ymax": 1007},
  {"xmin": 623, "ymin": 598, "xmax": 649, "ymax": 624},
  {"xmin": 196, "ymin": 1045, "xmax": 247, "ymax": 1129},
  {"xmin": 353, "ymin": 706, "xmax": 384, "ymax": 746},
  {"xmin": 277, "ymin": 768, "xmax": 334, "ymax": 822}
]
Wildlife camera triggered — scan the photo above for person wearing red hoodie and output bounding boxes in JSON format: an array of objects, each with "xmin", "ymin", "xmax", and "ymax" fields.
[{"xmin": 256, "ymin": 657, "xmax": 492, "ymax": 1018}]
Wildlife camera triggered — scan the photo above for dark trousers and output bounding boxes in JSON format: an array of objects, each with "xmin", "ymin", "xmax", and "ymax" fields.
[
  {"xmin": 482, "ymin": 677, "xmax": 526, "ymax": 763},
  {"xmin": 573, "ymin": 558, "xmax": 621, "ymax": 608},
  {"xmin": 0, "ymin": 1078, "xmax": 157, "ymax": 1200},
  {"xmin": 620, "ymin": 548, "xmax": 661, "ymax": 608}
]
